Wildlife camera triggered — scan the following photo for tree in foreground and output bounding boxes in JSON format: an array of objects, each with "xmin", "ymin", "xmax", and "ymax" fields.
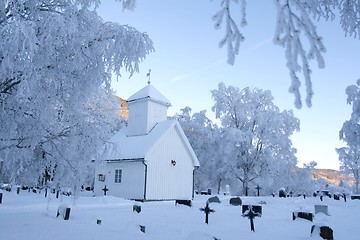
[
  {"xmin": 0, "ymin": 0, "xmax": 153, "ymax": 192},
  {"xmin": 337, "ymin": 79, "xmax": 360, "ymax": 193},
  {"xmin": 211, "ymin": 82, "xmax": 300, "ymax": 195}
]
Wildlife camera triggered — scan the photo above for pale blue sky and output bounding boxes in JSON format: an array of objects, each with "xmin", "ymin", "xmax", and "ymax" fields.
[{"xmin": 98, "ymin": 1, "xmax": 360, "ymax": 170}]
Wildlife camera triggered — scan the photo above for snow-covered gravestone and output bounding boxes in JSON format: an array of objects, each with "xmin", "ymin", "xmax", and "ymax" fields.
[
  {"xmin": 57, "ymin": 204, "xmax": 71, "ymax": 220},
  {"xmin": 242, "ymin": 205, "xmax": 261, "ymax": 232},
  {"xmin": 315, "ymin": 205, "xmax": 330, "ymax": 216},
  {"xmin": 311, "ymin": 225, "xmax": 334, "ymax": 240}
]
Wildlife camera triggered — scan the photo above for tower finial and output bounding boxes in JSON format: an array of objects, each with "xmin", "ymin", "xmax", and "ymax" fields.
[{"xmin": 146, "ymin": 69, "xmax": 151, "ymax": 85}]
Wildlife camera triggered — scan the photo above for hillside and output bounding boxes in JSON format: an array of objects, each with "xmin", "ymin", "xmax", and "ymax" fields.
[{"xmin": 311, "ymin": 168, "xmax": 353, "ymax": 186}]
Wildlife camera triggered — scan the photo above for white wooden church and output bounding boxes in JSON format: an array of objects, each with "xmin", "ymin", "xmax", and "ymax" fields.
[{"xmin": 94, "ymin": 83, "xmax": 200, "ymax": 201}]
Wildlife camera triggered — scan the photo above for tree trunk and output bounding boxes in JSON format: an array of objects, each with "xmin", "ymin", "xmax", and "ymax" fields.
[{"xmin": 217, "ymin": 179, "xmax": 222, "ymax": 195}]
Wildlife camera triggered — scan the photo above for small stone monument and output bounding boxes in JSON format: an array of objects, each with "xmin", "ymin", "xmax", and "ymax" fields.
[
  {"xmin": 315, "ymin": 205, "xmax": 329, "ymax": 215},
  {"xmin": 311, "ymin": 225, "xmax": 334, "ymax": 240},
  {"xmin": 207, "ymin": 196, "xmax": 221, "ymax": 204},
  {"xmin": 229, "ymin": 197, "xmax": 242, "ymax": 206}
]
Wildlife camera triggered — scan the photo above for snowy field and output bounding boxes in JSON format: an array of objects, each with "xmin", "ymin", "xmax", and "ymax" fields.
[{"xmin": 0, "ymin": 190, "xmax": 359, "ymax": 240}]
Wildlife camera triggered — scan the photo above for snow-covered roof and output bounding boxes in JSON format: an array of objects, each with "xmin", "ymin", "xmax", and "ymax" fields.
[
  {"xmin": 127, "ymin": 84, "xmax": 171, "ymax": 106},
  {"xmin": 101, "ymin": 119, "xmax": 175, "ymax": 160},
  {"xmin": 99, "ymin": 119, "xmax": 199, "ymax": 167}
]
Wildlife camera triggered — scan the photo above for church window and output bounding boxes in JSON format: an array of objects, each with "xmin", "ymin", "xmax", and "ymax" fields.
[{"xmin": 115, "ymin": 169, "xmax": 122, "ymax": 183}]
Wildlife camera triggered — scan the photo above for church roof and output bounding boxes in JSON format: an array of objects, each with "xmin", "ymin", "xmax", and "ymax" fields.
[
  {"xmin": 127, "ymin": 84, "xmax": 171, "ymax": 106},
  {"xmin": 99, "ymin": 119, "xmax": 199, "ymax": 167}
]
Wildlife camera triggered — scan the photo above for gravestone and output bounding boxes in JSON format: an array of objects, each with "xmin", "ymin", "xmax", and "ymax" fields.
[
  {"xmin": 333, "ymin": 193, "xmax": 340, "ymax": 200},
  {"xmin": 255, "ymin": 185, "xmax": 261, "ymax": 196},
  {"xmin": 139, "ymin": 225, "xmax": 146, "ymax": 233},
  {"xmin": 102, "ymin": 185, "xmax": 109, "ymax": 196},
  {"xmin": 207, "ymin": 196, "xmax": 221, "ymax": 204},
  {"xmin": 229, "ymin": 197, "xmax": 242, "ymax": 206},
  {"xmin": 175, "ymin": 199, "xmax": 192, "ymax": 207},
  {"xmin": 97, "ymin": 219, "xmax": 101, "ymax": 225},
  {"xmin": 351, "ymin": 194, "xmax": 360, "ymax": 200},
  {"xmin": 242, "ymin": 205, "xmax": 261, "ymax": 232},
  {"xmin": 292, "ymin": 211, "xmax": 313, "ymax": 222},
  {"xmin": 315, "ymin": 205, "xmax": 329, "ymax": 215},
  {"xmin": 133, "ymin": 204, "xmax": 141, "ymax": 213},
  {"xmin": 279, "ymin": 188, "xmax": 286, "ymax": 198},
  {"xmin": 57, "ymin": 204, "xmax": 71, "ymax": 220},
  {"xmin": 0, "ymin": 193, "xmax": 2, "ymax": 204},
  {"xmin": 311, "ymin": 225, "xmax": 334, "ymax": 240},
  {"xmin": 199, "ymin": 202, "xmax": 215, "ymax": 224},
  {"xmin": 242, "ymin": 205, "xmax": 262, "ymax": 215}
]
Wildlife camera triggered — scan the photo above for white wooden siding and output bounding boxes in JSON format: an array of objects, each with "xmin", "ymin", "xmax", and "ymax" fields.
[
  {"xmin": 146, "ymin": 125, "xmax": 194, "ymax": 200},
  {"xmin": 94, "ymin": 161, "xmax": 145, "ymax": 200}
]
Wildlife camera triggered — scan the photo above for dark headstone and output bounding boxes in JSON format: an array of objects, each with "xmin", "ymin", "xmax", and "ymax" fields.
[
  {"xmin": 229, "ymin": 197, "xmax": 242, "ymax": 206},
  {"xmin": 97, "ymin": 219, "xmax": 102, "ymax": 225},
  {"xmin": 255, "ymin": 185, "xmax": 261, "ymax": 196},
  {"xmin": 279, "ymin": 189, "xmax": 286, "ymax": 198},
  {"xmin": 16, "ymin": 187, "xmax": 20, "ymax": 195},
  {"xmin": 207, "ymin": 196, "xmax": 221, "ymax": 204},
  {"xmin": 133, "ymin": 204, "xmax": 141, "ymax": 213},
  {"xmin": 242, "ymin": 205, "xmax": 261, "ymax": 232},
  {"xmin": 175, "ymin": 199, "xmax": 192, "ymax": 207},
  {"xmin": 333, "ymin": 194, "xmax": 340, "ymax": 200},
  {"xmin": 102, "ymin": 185, "xmax": 109, "ymax": 196},
  {"xmin": 207, "ymin": 189, "xmax": 212, "ymax": 195},
  {"xmin": 139, "ymin": 225, "xmax": 145, "ymax": 233},
  {"xmin": 199, "ymin": 202, "xmax": 215, "ymax": 224},
  {"xmin": 311, "ymin": 225, "xmax": 334, "ymax": 240},
  {"xmin": 242, "ymin": 205, "xmax": 262, "ymax": 216},
  {"xmin": 0, "ymin": 193, "xmax": 2, "ymax": 204},
  {"xmin": 57, "ymin": 205, "xmax": 71, "ymax": 220},
  {"xmin": 351, "ymin": 195, "xmax": 360, "ymax": 200},
  {"xmin": 293, "ymin": 211, "xmax": 313, "ymax": 222}
]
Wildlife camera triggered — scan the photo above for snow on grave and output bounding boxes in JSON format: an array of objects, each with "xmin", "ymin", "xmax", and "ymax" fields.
[
  {"xmin": 207, "ymin": 196, "xmax": 221, "ymax": 204},
  {"xmin": 315, "ymin": 205, "xmax": 330, "ymax": 216},
  {"xmin": 175, "ymin": 199, "xmax": 192, "ymax": 207},
  {"xmin": 242, "ymin": 205, "xmax": 261, "ymax": 232},
  {"xmin": 56, "ymin": 204, "xmax": 71, "ymax": 220},
  {"xmin": 292, "ymin": 210, "xmax": 313, "ymax": 222},
  {"xmin": 311, "ymin": 225, "xmax": 334, "ymax": 240}
]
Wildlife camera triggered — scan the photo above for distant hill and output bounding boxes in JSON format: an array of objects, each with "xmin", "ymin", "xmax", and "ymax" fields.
[{"xmin": 311, "ymin": 168, "xmax": 353, "ymax": 186}]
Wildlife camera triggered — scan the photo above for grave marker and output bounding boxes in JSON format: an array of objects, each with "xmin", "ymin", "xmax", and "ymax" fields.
[
  {"xmin": 0, "ymin": 192, "xmax": 2, "ymax": 204},
  {"xmin": 229, "ymin": 197, "xmax": 242, "ymax": 206},
  {"xmin": 315, "ymin": 205, "xmax": 329, "ymax": 215},
  {"xmin": 242, "ymin": 205, "xmax": 261, "ymax": 232},
  {"xmin": 255, "ymin": 185, "xmax": 261, "ymax": 196},
  {"xmin": 292, "ymin": 211, "xmax": 313, "ymax": 222},
  {"xmin": 102, "ymin": 185, "xmax": 109, "ymax": 196},
  {"xmin": 311, "ymin": 225, "xmax": 334, "ymax": 240},
  {"xmin": 207, "ymin": 196, "xmax": 221, "ymax": 204},
  {"xmin": 199, "ymin": 202, "xmax": 215, "ymax": 224},
  {"xmin": 133, "ymin": 204, "xmax": 141, "ymax": 213}
]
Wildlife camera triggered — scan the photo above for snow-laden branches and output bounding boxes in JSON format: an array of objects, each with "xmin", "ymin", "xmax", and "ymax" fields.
[
  {"xmin": 274, "ymin": 0, "xmax": 326, "ymax": 108},
  {"xmin": 212, "ymin": 0, "xmax": 359, "ymax": 108},
  {"xmin": 212, "ymin": 0, "xmax": 246, "ymax": 65}
]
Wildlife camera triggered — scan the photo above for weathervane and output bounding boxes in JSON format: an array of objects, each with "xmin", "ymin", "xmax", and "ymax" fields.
[{"xmin": 146, "ymin": 69, "xmax": 151, "ymax": 84}]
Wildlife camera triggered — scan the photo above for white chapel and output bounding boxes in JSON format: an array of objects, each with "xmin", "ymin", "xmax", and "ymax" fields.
[{"xmin": 94, "ymin": 83, "xmax": 200, "ymax": 200}]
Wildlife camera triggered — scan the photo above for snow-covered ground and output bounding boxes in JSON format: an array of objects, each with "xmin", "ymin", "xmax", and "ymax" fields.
[{"xmin": 0, "ymin": 190, "xmax": 359, "ymax": 240}]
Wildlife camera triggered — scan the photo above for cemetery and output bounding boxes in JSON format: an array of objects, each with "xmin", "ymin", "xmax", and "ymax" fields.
[{"xmin": 0, "ymin": 188, "xmax": 360, "ymax": 239}]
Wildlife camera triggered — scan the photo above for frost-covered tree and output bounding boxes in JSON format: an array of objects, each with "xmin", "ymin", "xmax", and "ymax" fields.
[
  {"xmin": 211, "ymin": 82, "xmax": 300, "ymax": 195},
  {"xmin": 0, "ymin": 0, "xmax": 153, "ymax": 192},
  {"xmin": 212, "ymin": 0, "xmax": 360, "ymax": 108},
  {"xmin": 177, "ymin": 107, "xmax": 230, "ymax": 194},
  {"xmin": 337, "ymin": 80, "xmax": 360, "ymax": 193}
]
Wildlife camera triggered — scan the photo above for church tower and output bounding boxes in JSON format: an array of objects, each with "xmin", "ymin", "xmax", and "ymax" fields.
[{"xmin": 126, "ymin": 84, "xmax": 171, "ymax": 136}]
